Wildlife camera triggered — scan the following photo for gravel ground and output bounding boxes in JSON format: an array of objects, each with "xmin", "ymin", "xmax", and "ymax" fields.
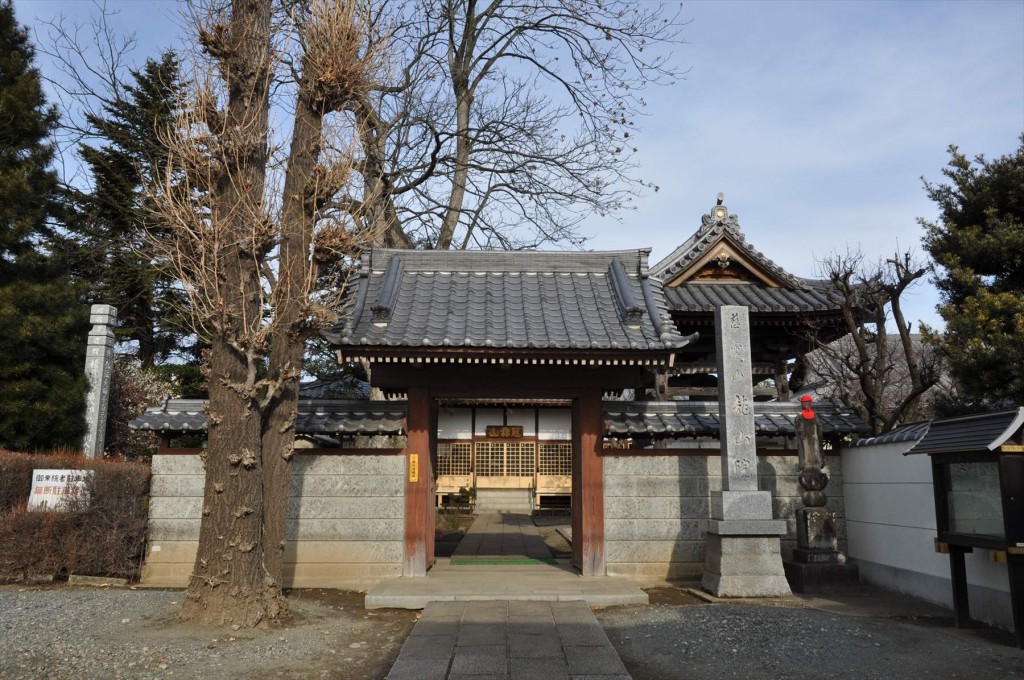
[
  {"xmin": 4, "ymin": 584, "xmax": 1023, "ymax": 679},
  {"xmin": 598, "ymin": 594, "xmax": 1024, "ymax": 680},
  {"xmin": 0, "ymin": 586, "xmax": 416, "ymax": 680}
]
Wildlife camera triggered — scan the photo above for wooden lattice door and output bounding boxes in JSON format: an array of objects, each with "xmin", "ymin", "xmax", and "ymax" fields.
[{"xmin": 474, "ymin": 441, "xmax": 536, "ymax": 489}]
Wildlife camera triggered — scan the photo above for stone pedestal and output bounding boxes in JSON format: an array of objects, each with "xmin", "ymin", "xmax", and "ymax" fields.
[
  {"xmin": 82, "ymin": 304, "xmax": 117, "ymax": 458},
  {"xmin": 782, "ymin": 560, "xmax": 859, "ymax": 594},
  {"xmin": 701, "ymin": 305, "xmax": 791, "ymax": 598},
  {"xmin": 702, "ymin": 528, "xmax": 793, "ymax": 598}
]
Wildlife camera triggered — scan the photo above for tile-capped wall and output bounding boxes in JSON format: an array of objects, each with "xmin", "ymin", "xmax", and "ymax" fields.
[
  {"xmin": 604, "ymin": 454, "xmax": 845, "ymax": 582},
  {"xmin": 143, "ymin": 454, "xmax": 405, "ymax": 588}
]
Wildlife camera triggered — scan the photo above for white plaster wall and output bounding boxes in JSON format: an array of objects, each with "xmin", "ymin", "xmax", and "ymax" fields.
[
  {"xmin": 438, "ymin": 408, "xmax": 472, "ymax": 439},
  {"xmin": 538, "ymin": 409, "xmax": 571, "ymax": 440},
  {"xmin": 474, "ymin": 408, "xmax": 503, "ymax": 434},
  {"xmin": 842, "ymin": 442, "xmax": 1013, "ymax": 630},
  {"xmin": 143, "ymin": 454, "xmax": 405, "ymax": 589}
]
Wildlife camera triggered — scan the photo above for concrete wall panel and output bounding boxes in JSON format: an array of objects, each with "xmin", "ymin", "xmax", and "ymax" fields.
[{"xmin": 143, "ymin": 454, "xmax": 405, "ymax": 589}]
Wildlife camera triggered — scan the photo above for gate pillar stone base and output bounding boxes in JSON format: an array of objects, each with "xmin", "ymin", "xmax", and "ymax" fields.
[{"xmin": 701, "ymin": 523, "xmax": 792, "ymax": 598}]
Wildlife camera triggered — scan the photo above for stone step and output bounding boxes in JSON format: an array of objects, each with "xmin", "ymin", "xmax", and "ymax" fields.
[{"xmin": 474, "ymin": 489, "xmax": 533, "ymax": 513}]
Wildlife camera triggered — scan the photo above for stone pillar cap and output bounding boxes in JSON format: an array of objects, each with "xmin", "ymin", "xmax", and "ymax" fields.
[{"xmin": 89, "ymin": 304, "xmax": 118, "ymax": 326}]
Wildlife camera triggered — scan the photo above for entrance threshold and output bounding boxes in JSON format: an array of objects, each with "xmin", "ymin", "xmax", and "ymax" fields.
[{"xmin": 366, "ymin": 513, "xmax": 647, "ymax": 609}]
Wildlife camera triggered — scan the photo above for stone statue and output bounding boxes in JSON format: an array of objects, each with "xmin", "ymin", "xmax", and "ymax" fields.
[{"xmin": 794, "ymin": 395, "xmax": 842, "ymax": 564}]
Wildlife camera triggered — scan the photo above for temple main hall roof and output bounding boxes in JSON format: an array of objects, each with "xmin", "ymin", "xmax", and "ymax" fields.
[
  {"xmin": 324, "ymin": 248, "xmax": 691, "ymax": 353},
  {"xmin": 651, "ymin": 196, "xmax": 840, "ymax": 314}
]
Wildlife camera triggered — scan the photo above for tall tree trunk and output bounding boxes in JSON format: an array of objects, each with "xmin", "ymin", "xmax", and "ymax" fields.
[
  {"xmin": 261, "ymin": 85, "xmax": 323, "ymax": 590},
  {"xmin": 435, "ymin": 4, "xmax": 477, "ymax": 251},
  {"xmin": 181, "ymin": 343, "xmax": 271, "ymax": 626},
  {"xmin": 353, "ymin": 98, "xmax": 412, "ymax": 248},
  {"xmin": 435, "ymin": 88, "xmax": 471, "ymax": 250},
  {"xmin": 179, "ymin": 0, "xmax": 284, "ymax": 626}
]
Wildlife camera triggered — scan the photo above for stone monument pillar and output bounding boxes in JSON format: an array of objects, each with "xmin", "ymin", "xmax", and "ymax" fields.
[
  {"xmin": 701, "ymin": 305, "xmax": 791, "ymax": 597},
  {"xmin": 782, "ymin": 395, "xmax": 859, "ymax": 592},
  {"xmin": 82, "ymin": 304, "xmax": 117, "ymax": 457}
]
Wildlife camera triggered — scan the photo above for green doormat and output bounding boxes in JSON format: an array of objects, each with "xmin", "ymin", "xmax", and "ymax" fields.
[{"xmin": 449, "ymin": 557, "xmax": 559, "ymax": 565}]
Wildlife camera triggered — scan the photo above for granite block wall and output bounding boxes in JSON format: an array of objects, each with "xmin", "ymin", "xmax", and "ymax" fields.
[
  {"xmin": 604, "ymin": 453, "xmax": 846, "ymax": 581},
  {"xmin": 143, "ymin": 454, "xmax": 405, "ymax": 588}
]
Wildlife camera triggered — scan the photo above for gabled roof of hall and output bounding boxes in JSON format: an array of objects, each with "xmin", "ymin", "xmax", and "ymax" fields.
[
  {"xmin": 650, "ymin": 195, "xmax": 839, "ymax": 314},
  {"xmin": 324, "ymin": 248, "xmax": 692, "ymax": 353}
]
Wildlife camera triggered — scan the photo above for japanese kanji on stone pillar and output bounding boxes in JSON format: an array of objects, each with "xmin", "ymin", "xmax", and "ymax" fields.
[
  {"xmin": 82, "ymin": 304, "xmax": 117, "ymax": 458},
  {"xmin": 701, "ymin": 305, "xmax": 791, "ymax": 597}
]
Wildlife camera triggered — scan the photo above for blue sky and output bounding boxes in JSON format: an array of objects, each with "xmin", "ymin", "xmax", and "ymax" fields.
[{"xmin": 15, "ymin": 0, "xmax": 1024, "ymax": 330}]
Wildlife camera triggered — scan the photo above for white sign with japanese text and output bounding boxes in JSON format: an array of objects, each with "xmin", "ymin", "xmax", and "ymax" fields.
[{"xmin": 28, "ymin": 469, "xmax": 93, "ymax": 511}]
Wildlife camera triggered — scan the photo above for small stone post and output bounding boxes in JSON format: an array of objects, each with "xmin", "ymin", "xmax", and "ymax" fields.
[
  {"xmin": 701, "ymin": 305, "xmax": 791, "ymax": 597},
  {"xmin": 82, "ymin": 304, "xmax": 117, "ymax": 457}
]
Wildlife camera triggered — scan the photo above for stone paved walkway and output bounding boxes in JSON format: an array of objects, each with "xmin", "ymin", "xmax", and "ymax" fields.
[
  {"xmin": 453, "ymin": 513, "xmax": 553, "ymax": 560},
  {"xmin": 386, "ymin": 600, "xmax": 632, "ymax": 680}
]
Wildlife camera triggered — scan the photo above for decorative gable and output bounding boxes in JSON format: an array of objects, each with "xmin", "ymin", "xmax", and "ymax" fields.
[
  {"xmin": 668, "ymin": 238, "xmax": 789, "ymax": 287},
  {"xmin": 651, "ymin": 194, "xmax": 804, "ymax": 290}
]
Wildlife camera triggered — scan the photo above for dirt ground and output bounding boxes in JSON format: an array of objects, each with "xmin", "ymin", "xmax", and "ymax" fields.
[{"xmin": 0, "ymin": 586, "xmax": 418, "ymax": 680}]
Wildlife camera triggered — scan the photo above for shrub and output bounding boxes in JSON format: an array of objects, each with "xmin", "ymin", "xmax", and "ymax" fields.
[
  {"xmin": 105, "ymin": 357, "xmax": 182, "ymax": 459},
  {"xmin": 0, "ymin": 451, "xmax": 151, "ymax": 581}
]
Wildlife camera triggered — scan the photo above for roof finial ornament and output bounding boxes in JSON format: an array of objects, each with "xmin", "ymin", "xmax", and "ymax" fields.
[{"xmin": 701, "ymin": 192, "xmax": 734, "ymax": 229}]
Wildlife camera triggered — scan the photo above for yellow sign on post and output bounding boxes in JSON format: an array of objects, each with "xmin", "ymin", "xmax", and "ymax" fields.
[
  {"xmin": 1001, "ymin": 444, "xmax": 1024, "ymax": 453},
  {"xmin": 409, "ymin": 454, "xmax": 419, "ymax": 482}
]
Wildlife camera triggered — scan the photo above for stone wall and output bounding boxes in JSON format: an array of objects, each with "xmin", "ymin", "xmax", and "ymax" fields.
[
  {"xmin": 604, "ymin": 453, "xmax": 846, "ymax": 581},
  {"xmin": 143, "ymin": 454, "xmax": 405, "ymax": 588}
]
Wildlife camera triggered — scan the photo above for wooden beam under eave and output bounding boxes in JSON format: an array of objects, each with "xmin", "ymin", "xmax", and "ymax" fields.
[{"xmin": 369, "ymin": 362, "xmax": 652, "ymax": 393}]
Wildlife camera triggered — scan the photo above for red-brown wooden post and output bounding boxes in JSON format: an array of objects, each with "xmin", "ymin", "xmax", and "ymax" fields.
[
  {"xmin": 404, "ymin": 386, "xmax": 432, "ymax": 576},
  {"xmin": 573, "ymin": 387, "xmax": 605, "ymax": 576}
]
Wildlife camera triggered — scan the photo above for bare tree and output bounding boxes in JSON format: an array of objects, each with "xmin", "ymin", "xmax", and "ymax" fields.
[
  {"xmin": 148, "ymin": 0, "xmax": 384, "ymax": 626},
  {"xmin": 345, "ymin": 0, "xmax": 686, "ymax": 250},
  {"xmin": 803, "ymin": 250, "xmax": 941, "ymax": 435}
]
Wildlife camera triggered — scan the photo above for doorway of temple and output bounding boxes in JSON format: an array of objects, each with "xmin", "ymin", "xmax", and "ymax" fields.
[{"xmin": 434, "ymin": 400, "xmax": 573, "ymax": 514}]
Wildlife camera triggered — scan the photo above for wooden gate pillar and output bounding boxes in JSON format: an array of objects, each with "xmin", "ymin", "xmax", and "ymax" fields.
[
  {"xmin": 573, "ymin": 387, "xmax": 605, "ymax": 576},
  {"xmin": 404, "ymin": 386, "xmax": 434, "ymax": 576}
]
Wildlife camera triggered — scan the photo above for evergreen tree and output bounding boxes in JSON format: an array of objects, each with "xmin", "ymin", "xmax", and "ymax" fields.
[
  {"xmin": 922, "ymin": 137, "xmax": 1024, "ymax": 412},
  {"xmin": 0, "ymin": 0, "xmax": 87, "ymax": 450},
  {"xmin": 63, "ymin": 52, "xmax": 188, "ymax": 367}
]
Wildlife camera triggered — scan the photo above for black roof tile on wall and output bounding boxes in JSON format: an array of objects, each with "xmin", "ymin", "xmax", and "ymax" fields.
[
  {"xmin": 324, "ymin": 248, "xmax": 690, "ymax": 352},
  {"xmin": 904, "ymin": 408, "xmax": 1024, "ymax": 455},
  {"xmin": 131, "ymin": 398, "xmax": 870, "ymax": 439},
  {"xmin": 130, "ymin": 399, "xmax": 407, "ymax": 435},
  {"xmin": 603, "ymin": 401, "xmax": 869, "ymax": 437},
  {"xmin": 849, "ymin": 420, "xmax": 932, "ymax": 447}
]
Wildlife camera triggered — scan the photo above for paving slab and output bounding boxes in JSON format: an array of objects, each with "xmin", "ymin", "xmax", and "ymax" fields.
[{"xmin": 386, "ymin": 600, "xmax": 632, "ymax": 680}]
